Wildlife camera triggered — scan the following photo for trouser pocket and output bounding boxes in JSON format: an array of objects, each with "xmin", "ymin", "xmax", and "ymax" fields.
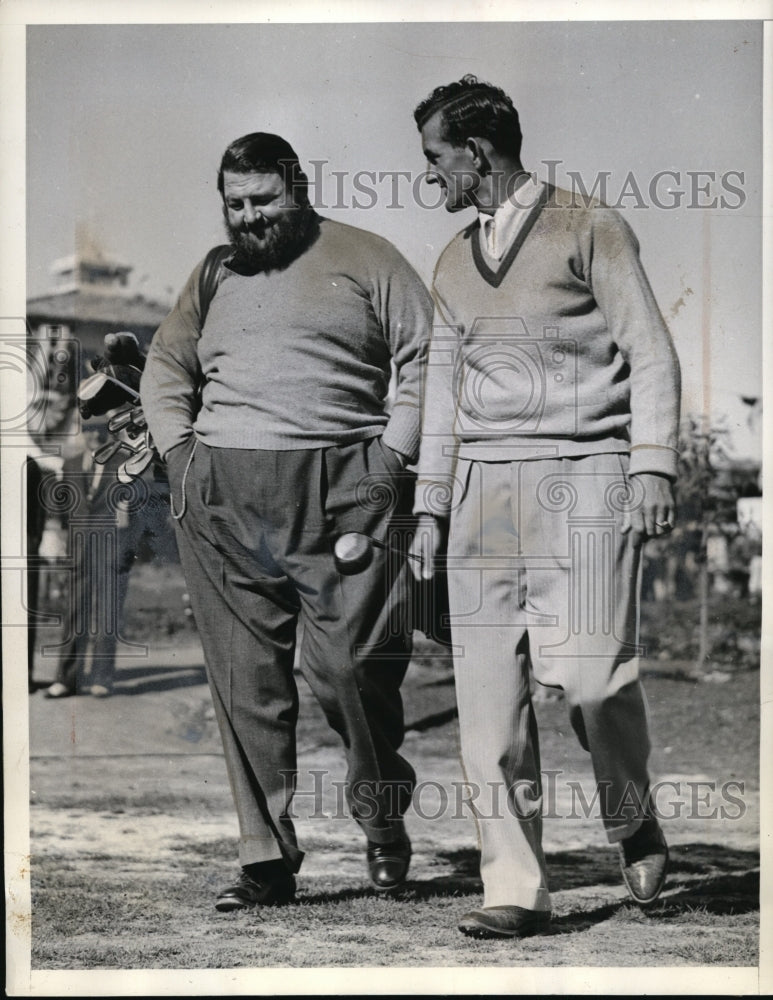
[{"xmin": 324, "ymin": 437, "xmax": 413, "ymax": 540}]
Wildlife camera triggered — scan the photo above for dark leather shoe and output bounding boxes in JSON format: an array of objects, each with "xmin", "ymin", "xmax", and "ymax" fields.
[
  {"xmin": 458, "ymin": 905, "xmax": 552, "ymax": 939},
  {"xmin": 215, "ymin": 865, "xmax": 296, "ymax": 912},
  {"xmin": 619, "ymin": 815, "xmax": 669, "ymax": 906},
  {"xmin": 366, "ymin": 836, "xmax": 412, "ymax": 892}
]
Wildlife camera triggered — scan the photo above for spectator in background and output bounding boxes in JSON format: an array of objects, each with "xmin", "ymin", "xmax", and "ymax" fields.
[
  {"xmin": 26, "ymin": 455, "xmax": 47, "ymax": 693},
  {"xmin": 43, "ymin": 419, "xmax": 170, "ymax": 698},
  {"xmin": 747, "ymin": 523, "xmax": 763, "ymax": 600}
]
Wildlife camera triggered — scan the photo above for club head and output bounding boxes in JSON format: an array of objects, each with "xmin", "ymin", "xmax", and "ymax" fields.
[
  {"xmin": 108, "ymin": 407, "xmax": 134, "ymax": 433},
  {"xmin": 78, "ymin": 371, "xmax": 109, "ymax": 401},
  {"xmin": 93, "ymin": 439, "xmax": 124, "ymax": 464},
  {"xmin": 118, "ymin": 447, "xmax": 155, "ymax": 484},
  {"xmin": 334, "ymin": 532, "xmax": 374, "ymax": 575},
  {"xmin": 78, "ymin": 368, "xmax": 140, "ymax": 418}
]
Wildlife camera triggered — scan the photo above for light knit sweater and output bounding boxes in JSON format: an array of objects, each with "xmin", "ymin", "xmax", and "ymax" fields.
[
  {"xmin": 415, "ymin": 185, "xmax": 681, "ymax": 516},
  {"xmin": 141, "ymin": 217, "xmax": 432, "ymax": 461}
]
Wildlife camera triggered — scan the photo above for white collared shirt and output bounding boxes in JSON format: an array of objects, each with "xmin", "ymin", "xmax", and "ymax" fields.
[{"xmin": 479, "ymin": 175, "xmax": 544, "ymax": 261}]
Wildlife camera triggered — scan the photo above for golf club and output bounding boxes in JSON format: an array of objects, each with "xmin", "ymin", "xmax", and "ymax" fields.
[{"xmin": 334, "ymin": 531, "xmax": 421, "ymax": 575}]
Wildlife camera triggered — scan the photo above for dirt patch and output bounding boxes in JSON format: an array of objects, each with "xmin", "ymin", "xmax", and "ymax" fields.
[
  {"xmin": 21, "ymin": 567, "xmax": 761, "ymax": 980},
  {"xmin": 24, "ymin": 664, "xmax": 760, "ymax": 973}
]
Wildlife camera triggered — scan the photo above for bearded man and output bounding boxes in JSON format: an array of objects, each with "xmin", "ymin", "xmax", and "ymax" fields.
[{"xmin": 140, "ymin": 132, "xmax": 431, "ymax": 911}]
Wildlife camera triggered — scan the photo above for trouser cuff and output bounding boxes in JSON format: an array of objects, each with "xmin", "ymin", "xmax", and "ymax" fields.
[{"xmin": 239, "ymin": 836, "xmax": 305, "ymax": 874}]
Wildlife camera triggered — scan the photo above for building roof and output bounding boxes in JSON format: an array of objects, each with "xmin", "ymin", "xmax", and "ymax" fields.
[{"xmin": 27, "ymin": 288, "xmax": 170, "ymax": 329}]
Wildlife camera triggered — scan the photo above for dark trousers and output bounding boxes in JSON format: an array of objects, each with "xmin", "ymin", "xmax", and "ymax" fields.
[
  {"xmin": 27, "ymin": 560, "xmax": 42, "ymax": 690},
  {"xmin": 54, "ymin": 488, "xmax": 175, "ymax": 692},
  {"xmin": 171, "ymin": 438, "xmax": 416, "ymax": 872},
  {"xmin": 55, "ymin": 519, "xmax": 132, "ymax": 692}
]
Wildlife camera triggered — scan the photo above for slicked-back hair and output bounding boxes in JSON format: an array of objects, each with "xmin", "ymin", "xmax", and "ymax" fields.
[
  {"xmin": 414, "ymin": 74, "xmax": 522, "ymax": 160},
  {"xmin": 217, "ymin": 132, "xmax": 310, "ymax": 205}
]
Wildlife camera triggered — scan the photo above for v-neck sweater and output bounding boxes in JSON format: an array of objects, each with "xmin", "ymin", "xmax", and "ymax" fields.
[{"xmin": 415, "ymin": 185, "xmax": 681, "ymax": 515}]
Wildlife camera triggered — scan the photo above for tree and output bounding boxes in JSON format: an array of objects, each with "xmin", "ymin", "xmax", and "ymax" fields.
[{"xmin": 674, "ymin": 416, "xmax": 733, "ymax": 672}]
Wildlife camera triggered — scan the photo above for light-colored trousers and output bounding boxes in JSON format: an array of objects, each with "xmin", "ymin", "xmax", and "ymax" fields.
[{"xmin": 447, "ymin": 453, "xmax": 652, "ymax": 910}]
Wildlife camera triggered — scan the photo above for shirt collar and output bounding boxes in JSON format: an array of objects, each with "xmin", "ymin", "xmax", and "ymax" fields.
[{"xmin": 478, "ymin": 174, "xmax": 543, "ymax": 259}]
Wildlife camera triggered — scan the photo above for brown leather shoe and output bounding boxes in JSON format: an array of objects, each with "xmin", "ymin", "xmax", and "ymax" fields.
[
  {"xmin": 619, "ymin": 815, "xmax": 669, "ymax": 906},
  {"xmin": 215, "ymin": 864, "xmax": 296, "ymax": 912},
  {"xmin": 366, "ymin": 835, "xmax": 412, "ymax": 892},
  {"xmin": 458, "ymin": 905, "xmax": 552, "ymax": 939}
]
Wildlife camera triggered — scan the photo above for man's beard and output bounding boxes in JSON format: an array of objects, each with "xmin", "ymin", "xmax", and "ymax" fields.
[{"xmin": 224, "ymin": 205, "xmax": 317, "ymax": 273}]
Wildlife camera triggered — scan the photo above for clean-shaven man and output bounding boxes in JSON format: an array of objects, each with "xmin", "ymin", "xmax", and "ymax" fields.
[{"xmin": 410, "ymin": 76, "xmax": 680, "ymax": 939}]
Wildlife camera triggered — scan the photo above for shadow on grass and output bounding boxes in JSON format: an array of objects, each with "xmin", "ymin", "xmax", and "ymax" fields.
[
  {"xmin": 657, "ymin": 868, "xmax": 759, "ymax": 916},
  {"xmin": 406, "ymin": 707, "xmax": 459, "ymax": 732},
  {"xmin": 544, "ymin": 869, "xmax": 759, "ymax": 937},
  {"xmin": 659, "ymin": 842, "xmax": 760, "ymax": 916},
  {"xmin": 548, "ymin": 842, "xmax": 758, "ymax": 932},
  {"xmin": 110, "ymin": 664, "xmax": 208, "ymax": 695},
  {"xmin": 295, "ymin": 846, "xmax": 481, "ymax": 905},
  {"xmin": 547, "ymin": 841, "xmax": 759, "ymax": 891},
  {"xmin": 547, "ymin": 842, "xmax": 759, "ymax": 935},
  {"xmin": 32, "ymin": 662, "xmax": 209, "ymax": 696},
  {"xmin": 296, "ymin": 841, "xmax": 760, "ymax": 931}
]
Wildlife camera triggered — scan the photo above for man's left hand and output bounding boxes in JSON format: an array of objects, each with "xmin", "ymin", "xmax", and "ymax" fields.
[
  {"xmin": 622, "ymin": 472, "xmax": 676, "ymax": 546},
  {"xmin": 377, "ymin": 438, "xmax": 409, "ymax": 474}
]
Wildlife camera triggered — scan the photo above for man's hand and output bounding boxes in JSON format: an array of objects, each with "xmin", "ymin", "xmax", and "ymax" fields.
[
  {"xmin": 409, "ymin": 513, "xmax": 446, "ymax": 580},
  {"xmin": 377, "ymin": 437, "xmax": 409, "ymax": 474},
  {"xmin": 622, "ymin": 472, "xmax": 676, "ymax": 546}
]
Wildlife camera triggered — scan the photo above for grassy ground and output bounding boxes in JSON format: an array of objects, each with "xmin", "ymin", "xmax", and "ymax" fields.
[
  {"xmin": 23, "ymin": 560, "xmax": 762, "ymax": 984},
  {"xmin": 28, "ymin": 849, "xmax": 760, "ymax": 969}
]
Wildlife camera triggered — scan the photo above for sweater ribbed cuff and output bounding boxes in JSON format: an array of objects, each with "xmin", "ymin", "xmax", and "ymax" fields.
[
  {"xmin": 413, "ymin": 475, "xmax": 455, "ymax": 518},
  {"xmin": 628, "ymin": 444, "xmax": 679, "ymax": 480},
  {"xmin": 382, "ymin": 404, "xmax": 420, "ymax": 465}
]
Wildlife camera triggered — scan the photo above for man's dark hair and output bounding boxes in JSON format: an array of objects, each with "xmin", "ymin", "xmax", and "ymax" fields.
[
  {"xmin": 217, "ymin": 132, "xmax": 310, "ymax": 205},
  {"xmin": 413, "ymin": 74, "xmax": 522, "ymax": 160}
]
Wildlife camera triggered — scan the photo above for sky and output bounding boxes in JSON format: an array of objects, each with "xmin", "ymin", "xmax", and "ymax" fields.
[{"xmin": 20, "ymin": 16, "xmax": 766, "ymax": 459}]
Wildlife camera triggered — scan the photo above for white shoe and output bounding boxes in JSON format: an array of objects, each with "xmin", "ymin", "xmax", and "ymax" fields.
[
  {"xmin": 90, "ymin": 685, "xmax": 112, "ymax": 698},
  {"xmin": 44, "ymin": 682, "xmax": 73, "ymax": 699}
]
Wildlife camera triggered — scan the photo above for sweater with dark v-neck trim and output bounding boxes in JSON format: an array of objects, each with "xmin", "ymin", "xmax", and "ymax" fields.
[{"xmin": 415, "ymin": 185, "xmax": 681, "ymax": 515}]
